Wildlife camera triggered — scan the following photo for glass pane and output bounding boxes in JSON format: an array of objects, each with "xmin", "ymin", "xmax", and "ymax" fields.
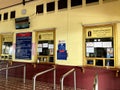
[
  {"xmin": 36, "ymin": 4, "xmax": 43, "ymax": 14},
  {"xmin": 95, "ymin": 60, "xmax": 103, "ymax": 66},
  {"xmin": 58, "ymin": 0, "xmax": 67, "ymax": 10},
  {"xmin": 87, "ymin": 59, "xmax": 94, "ymax": 65},
  {"xmin": 86, "ymin": 0, "xmax": 99, "ymax": 4},
  {"xmin": 105, "ymin": 59, "xmax": 114, "ymax": 66},
  {"xmin": 47, "ymin": 2, "xmax": 55, "ymax": 12},
  {"xmin": 71, "ymin": 0, "xmax": 82, "ymax": 7}
]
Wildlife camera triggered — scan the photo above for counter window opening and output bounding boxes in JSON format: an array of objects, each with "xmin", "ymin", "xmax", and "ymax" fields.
[
  {"xmin": 0, "ymin": 34, "xmax": 13, "ymax": 60},
  {"xmin": 36, "ymin": 30, "xmax": 55, "ymax": 64},
  {"xmin": 83, "ymin": 25, "xmax": 115, "ymax": 67}
]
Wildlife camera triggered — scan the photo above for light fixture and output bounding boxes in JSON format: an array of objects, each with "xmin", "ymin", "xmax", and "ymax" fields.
[{"xmin": 21, "ymin": 9, "xmax": 27, "ymax": 14}]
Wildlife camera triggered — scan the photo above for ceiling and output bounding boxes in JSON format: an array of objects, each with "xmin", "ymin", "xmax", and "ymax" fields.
[
  {"xmin": 0, "ymin": 0, "xmax": 21, "ymax": 9},
  {"xmin": 0, "ymin": 0, "xmax": 34, "ymax": 10}
]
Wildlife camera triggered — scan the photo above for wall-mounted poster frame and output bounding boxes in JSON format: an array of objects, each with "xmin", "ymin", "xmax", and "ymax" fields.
[
  {"xmin": 15, "ymin": 32, "xmax": 32, "ymax": 60},
  {"xmin": 83, "ymin": 24, "xmax": 116, "ymax": 68}
]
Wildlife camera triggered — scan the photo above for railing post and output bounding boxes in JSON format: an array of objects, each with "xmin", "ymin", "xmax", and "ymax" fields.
[
  {"xmin": 74, "ymin": 70, "xmax": 76, "ymax": 90},
  {"xmin": 60, "ymin": 77, "xmax": 64, "ymax": 90},
  {"xmin": 33, "ymin": 76, "xmax": 36, "ymax": 90},
  {"xmin": 53, "ymin": 68, "xmax": 56, "ymax": 90},
  {"xmin": 93, "ymin": 74, "xmax": 98, "ymax": 90},
  {"xmin": 6, "ymin": 63, "xmax": 8, "ymax": 80},
  {"xmin": 23, "ymin": 65, "xmax": 26, "ymax": 83}
]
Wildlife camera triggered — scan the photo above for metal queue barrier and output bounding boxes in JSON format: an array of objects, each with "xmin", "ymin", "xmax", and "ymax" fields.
[
  {"xmin": 33, "ymin": 67, "xmax": 56, "ymax": 90},
  {"xmin": 0, "ymin": 63, "xmax": 26, "ymax": 83},
  {"xmin": 0, "ymin": 61, "xmax": 8, "ymax": 78},
  {"xmin": 60, "ymin": 68, "xmax": 76, "ymax": 90}
]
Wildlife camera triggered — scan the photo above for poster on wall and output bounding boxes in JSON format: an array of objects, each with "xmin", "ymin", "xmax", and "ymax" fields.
[
  {"xmin": 57, "ymin": 40, "xmax": 67, "ymax": 60},
  {"xmin": 15, "ymin": 32, "xmax": 32, "ymax": 60}
]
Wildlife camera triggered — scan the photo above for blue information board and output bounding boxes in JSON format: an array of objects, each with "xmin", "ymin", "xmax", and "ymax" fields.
[
  {"xmin": 15, "ymin": 32, "xmax": 32, "ymax": 60},
  {"xmin": 57, "ymin": 42, "xmax": 67, "ymax": 60}
]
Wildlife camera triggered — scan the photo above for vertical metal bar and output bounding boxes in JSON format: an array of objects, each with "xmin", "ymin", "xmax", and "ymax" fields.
[
  {"xmin": 33, "ymin": 76, "xmax": 36, "ymax": 90},
  {"xmin": 6, "ymin": 63, "xmax": 8, "ymax": 80},
  {"xmin": 60, "ymin": 78, "xmax": 64, "ymax": 90},
  {"xmin": 94, "ymin": 74, "xmax": 98, "ymax": 90},
  {"xmin": 23, "ymin": 65, "xmax": 26, "ymax": 83},
  {"xmin": 74, "ymin": 70, "xmax": 76, "ymax": 90},
  {"xmin": 53, "ymin": 68, "xmax": 56, "ymax": 90}
]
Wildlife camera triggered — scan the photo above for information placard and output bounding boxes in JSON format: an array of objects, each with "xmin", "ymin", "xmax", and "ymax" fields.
[
  {"xmin": 86, "ymin": 26, "xmax": 113, "ymax": 38},
  {"xmin": 15, "ymin": 32, "xmax": 32, "ymax": 60}
]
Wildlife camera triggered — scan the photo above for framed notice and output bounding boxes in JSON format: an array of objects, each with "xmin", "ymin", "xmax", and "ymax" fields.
[
  {"xmin": 86, "ymin": 26, "xmax": 113, "ymax": 38},
  {"xmin": 15, "ymin": 32, "xmax": 32, "ymax": 60}
]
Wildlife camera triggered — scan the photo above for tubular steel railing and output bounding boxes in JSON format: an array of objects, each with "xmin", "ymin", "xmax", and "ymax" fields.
[
  {"xmin": 0, "ymin": 64, "xmax": 26, "ymax": 83},
  {"xmin": 33, "ymin": 67, "xmax": 56, "ymax": 90},
  {"xmin": 60, "ymin": 68, "xmax": 76, "ymax": 90}
]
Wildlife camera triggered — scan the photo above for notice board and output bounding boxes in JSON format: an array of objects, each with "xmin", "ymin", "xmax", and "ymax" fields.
[{"xmin": 15, "ymin": 32, "xmax": 32, "ymax": 60}]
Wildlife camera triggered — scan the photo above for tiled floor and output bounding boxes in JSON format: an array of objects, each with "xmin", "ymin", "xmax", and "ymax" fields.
[{"xmin": 0, "ymin": 76, "xmax": 83, "ymax": 90}]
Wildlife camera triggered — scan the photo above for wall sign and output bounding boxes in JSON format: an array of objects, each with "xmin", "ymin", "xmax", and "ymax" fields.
[
  {"xmin": 86, "ymin": 26, "xmax": 113, "ymax": 38},
  {"xmin": 57, "ymin": 40, "xmax": 67, "ymax": 60},
  {"xmin": 15, "ymin": 32, "xmax": 32, "ymax": 60}
]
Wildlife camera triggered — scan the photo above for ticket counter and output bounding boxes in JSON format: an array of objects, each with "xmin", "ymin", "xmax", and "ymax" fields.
[
  {"xmin": 35, "ymin": 30, "xmax": 55, "ymax": 64},
  {"xmin": 0, "ymin": 33, "xmax": 13, "ymax": 61},
  {"xmin": 83, "ymin": 24, "xmax": 115, "ymax": 68}
]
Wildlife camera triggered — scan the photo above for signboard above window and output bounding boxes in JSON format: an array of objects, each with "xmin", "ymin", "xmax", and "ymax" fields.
[{"xmin": 15, "ymin": 16, "xmax": 30, "ymax": 29}]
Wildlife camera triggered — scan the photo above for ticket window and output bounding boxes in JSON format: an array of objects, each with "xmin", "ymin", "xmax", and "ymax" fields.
[
  {"xmin": 84, "ymin": 25, "xmax": 115, "ymax": 67},
  {"xmin": 0, "ymin": 34, "xmax": 13, "ymax": 60},
  {"xmin": 36, "ymin": 30, "xmax": 55, "ymax": 64}
]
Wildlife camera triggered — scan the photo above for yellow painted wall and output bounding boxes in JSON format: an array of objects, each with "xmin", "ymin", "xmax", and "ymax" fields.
[
  {"xmin": 0, "ymin": 0, "xmax": 120, "ymax": 66},
  {"xmin": 116, "ymin": 23, "xmax": 120, "ymax": 67}
]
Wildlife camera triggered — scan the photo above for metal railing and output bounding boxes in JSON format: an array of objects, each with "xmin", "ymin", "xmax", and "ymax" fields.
[
  {"xmin": 33, "ymin": 67, "xmax": 56, "ymax": 90},
  {"xmin": 0, "ymin": 61, "xmax": 8, "ymax": 76},
  {"xmin": 60, "ymin": 68, "xmax": 76, "ymax": 90},
  {"xmin": 0, "ymin": 64, "xmax": 26, "ymax": 83}
]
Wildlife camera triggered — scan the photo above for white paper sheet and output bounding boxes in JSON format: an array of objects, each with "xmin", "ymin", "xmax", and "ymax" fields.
[
  {"xmin": 103, "ymin": 42, "xmax": 112, "ymax": 47},
  {"xmin": 86, "ymin": 47, "xmax": 94, "ymax": 53},
  {"xmin": 38, "ymin": 48, "xmax": 42, "ymax": 52},
  {"xmin": 49, "ymin": 44, "xmax": 54, "ymax": 49},
  {"xmin": 43, "ymin": 43, "xmax": 48, "ymax": 48},
  {"xmin": 94, "ymin": 42, "xmax": 102, "ymax": 47}
]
